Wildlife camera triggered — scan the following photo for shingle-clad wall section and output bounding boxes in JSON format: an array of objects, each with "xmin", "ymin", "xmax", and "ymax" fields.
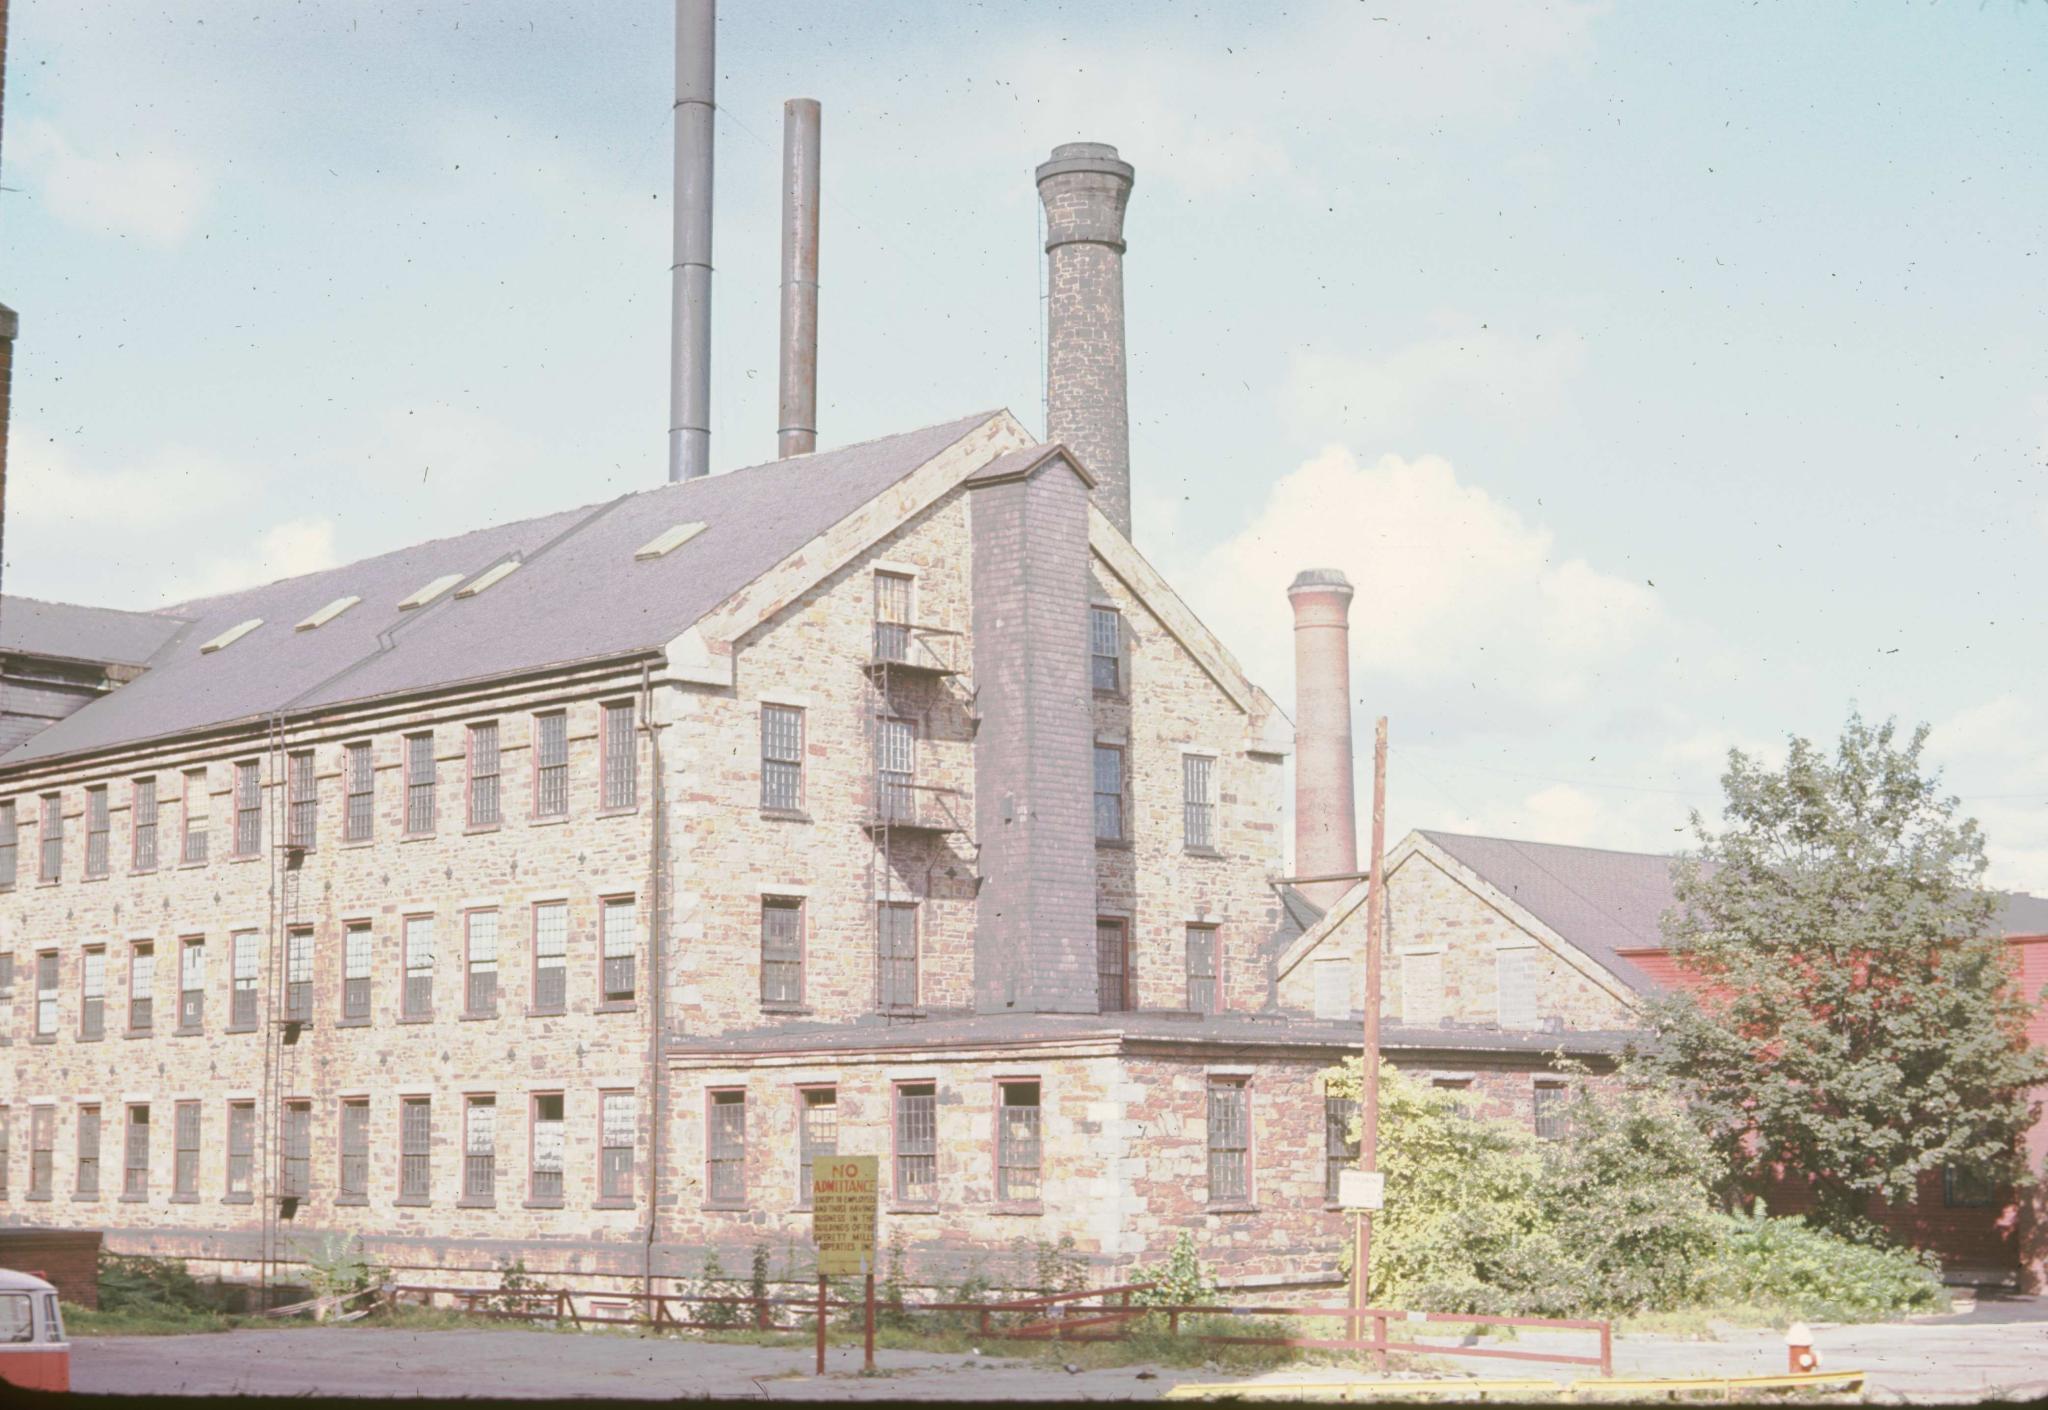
[{"xmin": 969, "ymin": 460, "xmax": 1099, "ymax": 1013}]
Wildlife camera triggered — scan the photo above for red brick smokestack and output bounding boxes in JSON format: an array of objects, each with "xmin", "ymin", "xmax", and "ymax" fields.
[{"xmin": 1289, "ymin": 568, "xmax": 1359, "ymax": 910}]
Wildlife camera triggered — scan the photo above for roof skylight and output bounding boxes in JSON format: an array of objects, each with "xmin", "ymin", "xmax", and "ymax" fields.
[
  {"xmin": 295, "ymin": 596, "xmax": 361, "ymax": 632},
  {"xmin": 634, "ymin": 521, "xmax": 708, "ymax": 561},
  {"xmin": 200, "ymin": 619, "xmax": 263, "ymax": 654},
  {"xmin": 455, "ymin": 560, "xmax": 522, "ymax": 598},
  {"xmin": 398, "ymin": 572, "xmax": 465, "ymax": 611}
]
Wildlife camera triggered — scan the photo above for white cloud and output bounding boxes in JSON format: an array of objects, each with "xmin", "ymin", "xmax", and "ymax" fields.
[
  {"xmin": 1284, "ymin": 325, "xmax": 1588, "ymax": 446},
  {"xmin": 165, "ymin": 518, "xmax": 341, "ymax": 605},
  {"xmin": 1926, "ymin": 694, "xmax": 2048, "ymax": 895},
  {"xmin": 10, "ymin": 425, "xmax": 252, "ymax": 532},
  {"xmin": 16, "ymin": 119, "xmax": 210, "ymax": 243}
]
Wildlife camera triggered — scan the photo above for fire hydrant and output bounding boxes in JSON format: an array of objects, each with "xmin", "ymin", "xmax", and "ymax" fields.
[{"xmin": 1785, "ymin": 1322, "xmax": 1819, "ymax": 1375}]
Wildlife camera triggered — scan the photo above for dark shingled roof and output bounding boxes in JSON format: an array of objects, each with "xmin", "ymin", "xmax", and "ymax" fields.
[
  {"xmin": 0, "ymin": 596, "xmax": 186, "ymax": 668},
  {"xmin": 2, "ymin": 412, "xmax": 1006, "ymax": 770}
]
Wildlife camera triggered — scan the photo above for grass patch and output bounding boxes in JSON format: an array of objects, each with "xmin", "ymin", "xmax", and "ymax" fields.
[{"xmin": 62, "ymin": 1300, "xmax": 240, "ymax": 1337}]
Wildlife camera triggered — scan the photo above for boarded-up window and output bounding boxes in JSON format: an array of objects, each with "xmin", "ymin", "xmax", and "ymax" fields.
[
  {"xmin": 75, "ymin": 1105, "xmax": 101, "ymax": 1197},
  {"xmin": 1182, "ymin": 755, "xmax": 1215, "ymax": 851},
  {"xmin": 530, "ymin": 1093, "xmax": 565, "ymax": 1203},
  {"xmin": 1496, "ymin": 948, "xmax": 1538, "ymax": 1030},
  {"xmin": 39, "ymin": 793, "xmax": 62, "ymax": 881},
  {"xmin": 279, "ymin": 1102, "xmax": 309, "ymax": 1199},
  {"xmin": 403, "ymin": 916, "xmax": 435, "ymax": 1018},
  {"xmin": 340, "ymin": 1100, "xmax": 370, "ymax": 1197},
  {"xmin": 1096, "ymin": 919, "xmax": 1129, "ymax": 1012},
  {"xmin": 343, "ymin": 923, "xmax": 372, "ymax": 1021},
  {"xmin": 287, "ymin": 750, "xmax": 316, "ymax": 848},
  {"xmin": 1533, "ymin": 1082, "xmax": 1568, "ymax": 1142},
  {"xmin": 466, "ymin": 910, "xmax": 499, "ymax": 1016},
  {"xmin": 344, "ymin": 743, "xmax": 374, "ymax": 842},
  {"xmin": 231, "ymin": 931, "xmax": 259, "ymax": 1028},
  {"xmin": 468, "ymin": 722, "xmax": 500, "ymax": 827},
  {"xmin": 285, "ymin": 927, "xmax": 313, "ymax": 1022},
  {"xmin": 532, "ymin": 902, "xmax": 568, "ymax": 1012},
  {"xmin": 226, "ymin": 1102, "xmax": 255, "ymax": 1196},
  {"xmin": 1090, "ymin": 606, "xmax": 1122, "ymax": 693},
  {"xmin": 760, "ymin": 897, "xmax": 803, "ymax": 1005},
  {"xmin": 798, "ymin": 1088, "xmax": 836, "ymax": 1208},
  {"xmin": 601, "ymin": 897, "xmax": 637, "ymax": 1003},
  {"xmin": 706, "ymin": 1091, "xmax": 746, "ymax": 1205},
  {"xmin": 34, "ymin": 952, "xmax": 57, "ymax": 1037},
  {"xmin": 132, "ymin": 777, "xmax": 158, "ymax": 871},
  {"xmin": 400, "ymin": 1097, "xmax": 432, "ymax": 1200},
  {"xmin": 404, "ymin": 734, "xmax": 436, "ymax": 834},
  {"xmin": 1401, "ymin": 951, "xmax": 1445, "ymax": 1027},
  {"xmin": 997, "ymin": 1081, "xmax": 1043, "ymax": 1204},
  {"xmin": 759, "ymin": 706, "xmax": 803, "ymax": 811},
  {"xmin": 878, "ymin": 902, "xmax": 918, "ymax": 1010},
  {"xmin": 1206, "ymin": 1079, "xmax": 1249, "ymax": 1204},
  {"xmin": 182, "ymin": 769, "xmax": 209, "ymax": 863},
  {"xmin": 1093, "ymin": 745, "xmax": 1124, "ymax": 841},
  {"xmin": 873, "ymin": 571, "xmax": 913, "ymax": 663},
  {"xmin": 894, "ymin": 1084, "xmax": 937, "ymax": 1204},
  {"xmin": 533, "ymin": 712, "xmax": 568, "ymax": 817},
  {"xmin": 85, "ymin": 785, "xmax": 109, "ymax": 877},
  {"xmin": 1186, "ymin": 926, "xmax": 1219, "ymax": 1015},
  {"xmin": 1324, "ymin": 1096, "xmax": 1359, "ymax": 1201},
  {"xmin": 180, "ymin": 938, "xmax": 206, "ymax": 1028},
  {"xmin": 464, "ymin": 1096, "xmax": 496, "ymax": 1203},
  {"xmin": 233, "ymin": 760, "xmax": 261, "ymax": 856},
  {"xmin": 601, "ymin": 701, "xmax": 636, "ymax": 810},
  {"xmin": 1314, "ymin": 958, "xmax": 1355, "ymax": 1021},
  {"xmin": 130, "ymin": 943, "xmax": 155, "ymax": 1033},
  {"xmin": 29, "ymin": 1107, "xmax": 54, "ymax": 1198},
  {"xmin": 123, "ymin": 1105, "xmax": 150, "ymax": 1199},
  {"xmin": 600, "ymin": 1092, "xmax": 635, "ymax": 1201}
]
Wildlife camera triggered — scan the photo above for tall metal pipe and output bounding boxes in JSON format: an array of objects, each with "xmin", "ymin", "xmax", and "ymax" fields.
[
  {"xmin": 777, "ymin": 98, "xmax": 821, "ymax": 458},
  {"xmin": 668, "ymin": 0, "xmax": 715, "ymax": 481}
]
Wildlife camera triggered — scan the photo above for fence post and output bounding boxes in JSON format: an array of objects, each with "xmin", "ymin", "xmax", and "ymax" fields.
[
  {"xmin": 1599, "ymin": 1319, "xmax": 1613, "ymax": 1378},
  {"xmin": 1169, "ymin": 1308, "xmax": 1180, "ymax": 1337},
  {"xmin": 815, "ymin": 1275, "xmax": 828, "ymax": 1376},
  {"xmin": 1373, "ymin": 1313, "xmax": 1388, "ymax": 1373}
]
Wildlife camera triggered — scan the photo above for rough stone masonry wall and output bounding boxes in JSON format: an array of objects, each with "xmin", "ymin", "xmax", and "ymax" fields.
[{"xmin": 0, "ymin": 666, "xmax": 665, "ymax": 1284}]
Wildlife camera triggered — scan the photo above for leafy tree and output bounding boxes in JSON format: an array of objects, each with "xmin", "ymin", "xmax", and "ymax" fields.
[{"xmin": 1647, "ymin": 713, "xmax": 2047, "ymax": 1240}]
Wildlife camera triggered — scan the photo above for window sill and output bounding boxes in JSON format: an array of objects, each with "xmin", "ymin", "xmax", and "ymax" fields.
[
  {"xmin": 171, "ymin": 1193, "xmax": 198, "ymax": 1205},
  {"xmin": 223, "ymin": 1193, "xmax": 254, "ymax": 1206},
  {"xmin": 27, "ymin": 1193, "xmax": 53, "ymax": 1203},
  {"xmin": 456, "ymin": 1197, "xmax": 496, "ymax": 1210},
  {"xmin": 760, "ymin": 1003, "xmax": 813, "ymax": 1016},
  {"xmin": 398, "ymin": 1014, "xmax": 436, "ymax": 1025},
  {"xmin": 174, "ymin": 1025, "xmax": 205, "ymax": 1038},
  {"xmin": 30, "ymin": 1034, "xmax": 55, "ymax": 1046},
  {"xmin": 1183, "ymin": 847, "xmax": 1225, "ymax": 859},
  {"xmin": 595, "ymin": 1000, "xmax": 637, "ymax": 1014},
  {"xmin": 72, "ymin": 1193, "xmax": 100, "ymax": 1204},
  {"xmin": 525, "ymin": 1006, "xmax": 567, "ymax": 1019},
  {"xmin": 400, "ymin": 832, "xmax": 437, "ymax": 843},
  {"xmin": 759, "ymin": 809, "xmax": 812, "ymax": 824},
  {"xmin": 338, "ymin": 1016, "xmax": 371, "ymax": 1029},
  {"xmin": 989, "ymin": 1203, "xmax": 1045, "ymax": 1217},
  {"xmin": 129, "ymin": 866, "xmax": 157, "ymax": 878},
  {"xmin": 78, "ymin": 1032, "xmax": 105, "ymax": 1044},
  {"xmin": 125, "ymin": 1029, "xmax": 155, "ymax": 1040},
  {"xmin": 120, "ymin": 1193, "xmax": 149, "ymax": 1204},
  {"xmin": 82, "ymin": 872, "xmax": 109, "ymax": 883},
  {"xmin": 226, "ymin": 1023, "xmax": 258, "ymax": 1035},
  {"xmin": 464, "ymin": 822, "xmax": 501, "ymax": 836},
  {"xmin": 1205, "ymin": 1203, "xmax": 1259, "ymax": 1215},
  {"xmin": 228, "ymin": 852, "xmax": 263, "ymax": 864},
  {"xmin": 597, "ymin": 806, "xmax": 639, "ymax": 820},
  {"xmin": 37, "ymin": 878, "xmax": 62, "ymax": 887},
  {"xmin": 335, "ymin": 1194, "xmax": 368, "ymax": 1207},
  {"xmin": 340, "ymin": 838, "xmax": 376, "ymax": 850},
  {"xmin": 523, "ymin": 1198, "xmax": 565, "ymax": 1211},
  {"xmin": 1094, "ymin": 837, "xmax": 1133, "ymax": 851},
  {"xmin": 887, "ymin": 1204, "xmax": 939, "ymax": 1216},
  {"xmin": 592, "ymin": 1197, "xmax": 635, "ymax": 1211},
  {"xmin": 178, "ymin": 859, "xmax": 208, "ymax": 870},
  {"xmin": 528, "ymin": 813, "xmax": 570, "ymax": 828},
  {"xmin": 460, "ymin": 1012, "xmax": 500, "ymax": 1023},
  {"xmin": 701, "ymin": 1201, "xmax": 750, "ymax": 1214},
  {"xmin": 395, "ymin": 1196, "xmax": 432, "ymax": 1208}
]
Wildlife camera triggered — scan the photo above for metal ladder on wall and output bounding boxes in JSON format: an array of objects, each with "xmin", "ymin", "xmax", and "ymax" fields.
[{"xmin": 258, "ymin": 712, "xmax": 306, "ymax": 1304}]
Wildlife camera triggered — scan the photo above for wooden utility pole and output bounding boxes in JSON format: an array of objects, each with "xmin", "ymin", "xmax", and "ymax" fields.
[{"xmin": 1351, "ymin": 716, "xmax": 1388, "ymax": 1366}]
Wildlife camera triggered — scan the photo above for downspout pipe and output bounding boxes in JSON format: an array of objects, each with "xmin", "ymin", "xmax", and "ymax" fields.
[
  {"xmin": 668, "ymin": 0, "xmax": 715, "ymax": 481},
  {"xmin": 640, "ymin": 664, "xmax": 667, "ymax": 1302},
  {"xmin": 776, "ymin": 98, "xmax": 821, "ymax": 458}
]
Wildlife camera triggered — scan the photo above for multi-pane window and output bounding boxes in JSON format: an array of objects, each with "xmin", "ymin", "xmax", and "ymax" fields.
[
  {"xmin": 760, "ymin": 898, "xmax": 803, "ymax": 1005},
  {"xmin": 1182, "ymin": 755, "xmax": 1216, "ymax": 851},
  {"xmin": 532, "ymin": 902, "xmax": 568, "ymax": 1012},
  {"xmin": 601, "ymin": 897, "xmax": 638, "ymax": 1004},
  {"xmin": 176, "ymin": 1102, "xmax": 204, "ymax": 1198},
  {"xmin": 29, "ymin": 1108, "xmax": 54, "ymax": 1198},
  {"xmin": 1090, "ymin": 606, "xmax": 1122, "ymax": 693},
  {"xmin": 234, "ymin": 760, "xmax": 261, "ymax": 856},
  {"xmin": 76, "ymin": 1105, "xmax": 102, "ymax": 1198},
  {"xmin": 0, "ymin": 1107, "xmax": 10, "ymax": 1198},
  {"xmin": 878, "ymin": 902, "xmax": 918, "ymax": 1010},
  {"xmin": 132, "ymin": 777, "xmax": 158, "ymax": 871},
  {"xmin": 1093, "ymin": 745, "xmax": 1124, "ymax": 842},
  {"xmin": 278, "ymin": 1099, "xmax": 310, "ymax": 1197},
  {"xmin": 875, "ymin": 717, "xmax": 915, "ymax": 822},
  {"xmin": 760, "ymin": 705, "xmax": 803, "ymax": 812},
  {"xmin": 997, "ymin": 1081, "xmax": 1043, "ymax": 1204},
  {"xmin": 1096, "ymin": 919, "xmax": 1129, "ymax": 1013},
  {"xmin": 34, "ymin": 952, "xmax": 57, "ymax": 1038},
  {"xmin": 123, "ymin": 1104, "xmax": 150, "ymax": 1199},
  {"xmin": 530, "ymin": 1094, "xmax": 566, "ymax": 1203},
  {"xmin": 285, "ymin": 928, "xmax": 313, "ymax": 1022},
  {"xmin": 873, "ymin": 570, "xmax": 913, "ymax": 664},
  {"xmin": 894, "ymin": 1084, "xmax": 937, "ymax": 1204},
  {"xmin": 601, "ymin": 701, "xmax": 636, "ymax": 810},
  {"xmin": 468, "ymin": 721, "xmax": 501, "ymax": 827},
  {"xmin": 404, "ymin": 733, "xmax": 436, "ymax": 834},
  {"xmin": 85, "ymin": 785, "xmax": 109, "ymax": 878},
  {"xmin": 344, "ymin": 743, "xmax": 374, "ymax": 842},
  {"xmin": 1324, "ymin": 1096, "xmax": 1359, "ymax": 1202},
  {"xmin": 1944, "ymin": 1164, "xmax": 1998, "ymax": 1209},
  {"xmin": 179, "ymin": 938, "xmax": 206, "ymax": 1029},
  {"xmin": 464, "ymin": 1096, "xmax": 497, "ymax": 1203},
  {"xmin": 400, "ymin": 1097, "xmax": 432, "ymax": 1201},
  {"xmin": 39, "ymin": 793, "xmax": 62, "ymax": 881},
  {"xmin": 1185, "ymin": 926, "xmax": 1219, "ymax": 1015},
  {"xmin": 600, "ymin": 1092, "xmax": 635, "ymax": 1202},
  {"xmin": 129, "ymin": 943, "xmax": 155, "ymax": 1033},
  {"xmin": 340, "ymin": 1100, "xmax": 370, "ymax": 1199},
  {"xmin": 0, "ymin": 799, "xmax": 16, "ymax": 887},
  {"xmin": 403, "ymin": 916, "xmax": 435, "ymax": 1018},
  {"xmin": 1496, "ymin": 948, "xmax": 1538, "ymax": 1030},
  {"xmin": 706, "ymin": 1091, "xmax": 746, "ymax": 1205},
  {"xmin": 798, "ymin": 1088, "xmax": 836, "ymax": 1208},
  {"xmin": 1401, "ymin": 951, "xmax": 1445, "ymax": 1027},
  {"xmin": 533, "ymin": 713, "xmax": 568, "ymax": 818},
  {"xmin": 286, "ymin": 750, "xmax": 316, "ymax": 849},
  {"xmin": 181, "ymin": 769, "xmax": 209, "ymax": 864},
  {"xmin": 1206, "ymin": 1079, "xmax": 1249, "ymax": 1204},
  {"xmin": 466, "ymin": 911, "xmax": 499, "ymax": 1016},
  {"xmin": 343, "ymin": 923, "xmax": 372, "ymax": 1021},
  {"xmin": 226, "ymin": 1102, "xmax": 255, "ymax": 1197},
  {"xmin": 1533, "ymin": 1083, "xmax": 1568, "ymax": 1142},
  {"xmin": 231, "ymin": 931, "xmax": 259, "ymax": 1028}
]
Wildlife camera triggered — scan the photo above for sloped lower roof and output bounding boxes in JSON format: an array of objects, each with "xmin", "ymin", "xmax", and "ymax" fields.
[
  {"xmin": 3, "ymin": 411, "xmax": 1007, "ymax": 770},
  {"xmin": 0, "ymin": 596, "xmax": 186, "ymax": 667}
]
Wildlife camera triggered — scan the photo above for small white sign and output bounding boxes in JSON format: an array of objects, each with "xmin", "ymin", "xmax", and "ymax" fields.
[{"xmin": 1337, "ymin": 1169, "xmax": 1385, "ymax": 1210}]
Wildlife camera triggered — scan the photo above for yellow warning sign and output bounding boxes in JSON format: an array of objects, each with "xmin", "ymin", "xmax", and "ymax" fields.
[{"xmin": 812, "ymin": 1156, "xmax": 879, "ymax": 1276}]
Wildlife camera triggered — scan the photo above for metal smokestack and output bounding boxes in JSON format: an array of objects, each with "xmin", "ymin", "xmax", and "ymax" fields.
[
  {"xmin": 776, "ymin": 98, "xmax": 821, "ymax": 458},
  {"xmin": 1036, "ymin": 142, "xmax": 1135, "ymax": 539},
  {"xmin": 668, "ymin": 0, "xmax": 715, "ymax": 482},
  {"xmin": 1289, "ymin": 568, "xmax": 1360, "ymax": 911}
]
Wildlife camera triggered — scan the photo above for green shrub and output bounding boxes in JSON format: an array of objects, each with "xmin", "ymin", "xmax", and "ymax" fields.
[
  {"xmin": 99, "ymin": 1252, "xmax": 213, "ymax": 1317},
  {"xmin": 1708, "ymin": 1204, "xmax": 1947, "ymax": 1321},
  {"xmin": 306, "ymin": 1235, "xmax": 390, "ymax": 1305},
  {"xmin": 1134, "ymin": 1231, "xmax": 1217, "ymax": 1308},
  {"xmin": 691, "ymin": 1252, "xmax": 743, "ymax": 1328}
]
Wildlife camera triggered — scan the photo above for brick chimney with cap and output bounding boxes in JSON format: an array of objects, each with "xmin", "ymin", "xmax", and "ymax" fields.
[
  {"xmin": 1036, "ymin": 142, "xmax": 1135, "ymax": 539},
  {"xmin": 1289, "ymin": 568, "xmax": 1359, "ymax": 910}
]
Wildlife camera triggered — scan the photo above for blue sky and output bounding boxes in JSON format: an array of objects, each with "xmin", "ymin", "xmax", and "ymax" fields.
[{"xmin": 7, "ymin": 1, "xmax": 2046, "ymax": 886}]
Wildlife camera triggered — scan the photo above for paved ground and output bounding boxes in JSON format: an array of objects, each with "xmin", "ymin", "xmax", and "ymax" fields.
[{"xmin": 66, "ymin": 1297, "xmax": 2048, "ymax": 1402}]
